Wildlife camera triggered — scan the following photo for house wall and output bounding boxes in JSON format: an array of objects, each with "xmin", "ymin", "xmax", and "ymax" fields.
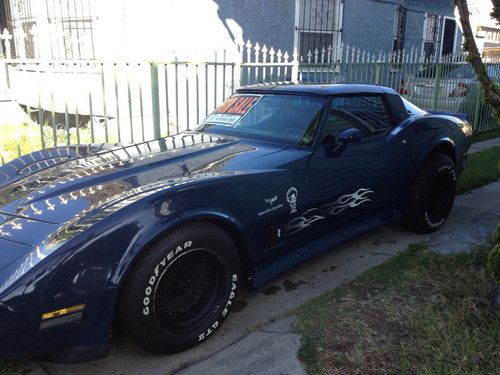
[
  {"xmin": 218, "ymin": 0, "xmax": 462, "ymax": 58},
  {"xmin": 99, "ymin": 0, "xmax": 296, "ymax": 61},
  {"xmin": 3, "ymin": 0, "xmax": 462, "ymax": 61},
  {"xmin": 214, "ymin": 0, "xmax": 296, "ymax": 55},
  {"xmin": 94, "ymin": 0, "xmax": 244, "ymax": 60},
  {"xmin": 342, "ymin": 0, "xmax": 461, "ymax": 54}
]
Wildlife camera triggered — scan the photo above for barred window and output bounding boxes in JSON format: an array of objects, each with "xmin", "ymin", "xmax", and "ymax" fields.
[
  {"xmin": 325, "ymin": 96, "xmax": 392, "ymax": 138},
  {"xmin": 422, "ymin": 13, "xmax": 441, "ymax": 61},
  {"xmin": 392, "ymin": 5, "xmax": 407, "ymax": 58},
  {"xmin": 47, "ymin": 0, "xmax": 95, "ymax": 59},
  {"xmin": 296, "ymin": 0, "xmax": 343, "ymax": 60},
  {"xmin": 6, "ymin": 0, "xmax": 95, "ymax": 59}
]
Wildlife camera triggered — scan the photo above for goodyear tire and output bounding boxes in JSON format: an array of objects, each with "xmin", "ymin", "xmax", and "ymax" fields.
[
  {"xmin": 405, "ymin": 153, "xmax": 457, "ymax": 233},
  {"xmin": 119, "ymin": 222, "xmax": 240, "ymax": 354}
]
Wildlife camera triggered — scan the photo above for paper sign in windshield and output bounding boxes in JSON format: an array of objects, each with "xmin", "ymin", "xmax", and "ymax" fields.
[{"xmin": 205, "ymin": 95, "xmax": 260, "ymax": 125}]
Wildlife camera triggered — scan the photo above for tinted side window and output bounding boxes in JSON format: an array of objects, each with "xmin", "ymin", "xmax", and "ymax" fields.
[
  {"xmin": 327, "ymin": 96, "xmax": 392, "ymax": 137},
  {"xmin": 322, "ymin": 113, "xmax": 360, "ymax": 139},
  {"xmin": 385, "ymin": 94, "xmax": 409, "ymax": 124}
]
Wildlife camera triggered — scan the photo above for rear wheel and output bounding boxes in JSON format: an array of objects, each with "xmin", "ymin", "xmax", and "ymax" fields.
[
  {"xmin": 119, "ymin": 222, "xmax": 240, "ymax": 354},
  {"xmin": 404, "ymin": 153, "xmax": 457, "ymax": 233}
]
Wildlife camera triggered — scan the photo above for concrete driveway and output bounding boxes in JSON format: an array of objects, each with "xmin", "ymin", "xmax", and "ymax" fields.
[{"xmin": 40, "ymin": 179, "xmax": 500, "ymax": 375}]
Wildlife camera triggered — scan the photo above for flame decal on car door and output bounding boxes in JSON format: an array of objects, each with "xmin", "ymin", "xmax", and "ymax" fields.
[
  {"xmin": 278, "ymin": 188, "xmax": 374, "ymax": 237},
  {"xmin": 323, "ymin": 188, "xmax": 374, "ymax": 215}
]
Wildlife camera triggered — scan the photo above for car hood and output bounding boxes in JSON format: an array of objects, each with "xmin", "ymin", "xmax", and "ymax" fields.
[{"xmin": 0, "ymin": 132, "xmax": 287, "ymax": 230}]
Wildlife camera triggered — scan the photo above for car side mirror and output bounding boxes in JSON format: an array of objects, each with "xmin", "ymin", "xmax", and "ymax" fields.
[
  {"xmin": 323, "ymin": 128, "xmax": 362, "ymax": 157},
  {"xmin": 337, "ymin": 128, "xmax": 362, "ymax": 143}
]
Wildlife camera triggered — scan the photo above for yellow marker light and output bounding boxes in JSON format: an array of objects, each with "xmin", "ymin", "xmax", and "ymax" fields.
[{"xmin": 41, "ymin": 304, "xmax": 86, "ymax": 320}]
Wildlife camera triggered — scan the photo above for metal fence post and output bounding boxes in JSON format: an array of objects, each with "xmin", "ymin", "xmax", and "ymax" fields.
[
  {"xmin": 374, "ymin": 61, "xmax": 383, "ymax": 85},
  {"xmin": 472, "ymin": 85, "xmax": 483, "ymax": 133},
  {"xmin": 3, "ymin": 61, "xmax": 10, "ymax": 90},
  {"xmin": 291, "ymin": 48, "xmax": 299, "ymax": 83},
  {"xmin": 150, "ymin": 62, "xmax": 161, "ymax": 139},
  {"xmin": 432, "ymin": 63, "xmax": 442, "ymax": 111}
]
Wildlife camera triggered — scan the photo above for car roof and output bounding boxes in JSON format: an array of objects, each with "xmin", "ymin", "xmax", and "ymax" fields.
[{"xmin": 235, "ymin": 83, "xmax": 398, "ymax": 96}]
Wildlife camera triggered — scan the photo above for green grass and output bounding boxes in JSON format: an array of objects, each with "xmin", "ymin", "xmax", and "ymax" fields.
[
  {"xmin": 457, "ymin": 147, "xmax": 500, "ymax": 193},
  {"xmin": 0, "ymin": 359, "xmax": 31, "ymax": 375},
  {"xmin": 294, "ymin": 243, "xmax": 500, "ymax": 375},
  {"xmin": 473, "ymin": 128, "xmax": 500, "ymax": 143},
  {"xmin": 0, "ymin": 120, "xmax": 112, "ymax": 165}
]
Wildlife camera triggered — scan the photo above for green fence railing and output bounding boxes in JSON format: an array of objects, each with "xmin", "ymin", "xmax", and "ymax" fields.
[{"xmin": 0, "ymin": 41, "xmax": 499, "ymax": 165}]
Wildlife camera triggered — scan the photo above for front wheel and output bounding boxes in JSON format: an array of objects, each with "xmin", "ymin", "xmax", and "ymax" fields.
[
  {"xmin": 404, "ymin": 153, "xmax": 457, "ymax": 233},
  {"xmin": 118, "ymin": 222, "xmax": 241, "ymax": 354}
]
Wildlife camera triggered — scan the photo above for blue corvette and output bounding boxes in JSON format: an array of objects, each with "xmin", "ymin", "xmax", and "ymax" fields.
[{"xmin": 0, "ymin": 84, "xmax": 471, "ymax": 362}]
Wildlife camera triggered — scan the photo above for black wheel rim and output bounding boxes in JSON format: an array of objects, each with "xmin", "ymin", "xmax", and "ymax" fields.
[
  {"xmin": 153, "ymin": 249, "xmax": 226, "ymax": 331},
  {"xmin": 425, "ymin": 170, "xmax": 455, "ymax": 224}
]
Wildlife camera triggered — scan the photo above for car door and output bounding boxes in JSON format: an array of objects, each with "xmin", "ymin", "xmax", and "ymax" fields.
[{"xmin": 301, "ymin": 94, "xmax": 413, "ymax": 236}]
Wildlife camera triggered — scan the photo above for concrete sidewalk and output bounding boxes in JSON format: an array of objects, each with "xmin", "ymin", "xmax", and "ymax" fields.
[
  {"xmin": 469, "ymin": 137, "xmax": 500, "ymax": 153},
  {"xmin": 178, "ymin": 317, "xmax": 306, "ymax": 375}
]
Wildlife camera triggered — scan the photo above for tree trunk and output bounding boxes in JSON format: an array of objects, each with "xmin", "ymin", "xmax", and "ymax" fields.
[{"xmin": 456, "ymin": 0, "xmax": 500, "ymax": 114}]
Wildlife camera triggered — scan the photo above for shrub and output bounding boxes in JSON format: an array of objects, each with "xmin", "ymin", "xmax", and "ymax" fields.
[
  {"xmin": 487, "ymin": 243, "xmax": 500, "ymax": 284},
  {"xmin": 493, "ymin": 224, "xmax": 500, "ymax": 245}
]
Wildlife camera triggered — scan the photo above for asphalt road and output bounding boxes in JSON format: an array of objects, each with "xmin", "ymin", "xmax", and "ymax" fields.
[{"xmin": 41, "ymin": 179, "xmax": 500, "ymax": 375}]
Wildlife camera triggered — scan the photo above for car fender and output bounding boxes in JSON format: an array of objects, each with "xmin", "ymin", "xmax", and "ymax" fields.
[
  {"xmin": 412, "ymin": 115, "xmax": 462, "ymax": 173},
  {"xmin": 110, "ymin": 207, "xmax": 252, "ymax": 288}
]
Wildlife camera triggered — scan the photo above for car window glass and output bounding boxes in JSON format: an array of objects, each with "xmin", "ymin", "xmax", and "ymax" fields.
[
  {"xmin": 401, "ymin": 98, "xmax": 427, "ymax": 116},
  {"xmin": 322, "ymin": 112, "xmax": 362, "ymax": 139},
  {"xmin": 327, "ymin": 96, "xmax": 392, "ymax": 137},
  {"xmin": 200, "ymin": 94, "xmax": 326, "ymax": 144}
]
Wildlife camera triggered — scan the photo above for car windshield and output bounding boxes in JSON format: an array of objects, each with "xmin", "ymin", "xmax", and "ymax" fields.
[
  {"xmin": 402, "ymin": 98, "xmax": 427, "ymax": 116},
  {"xmin": 198, "ymin": 94, "xmax": 326, "ymax": 144}
]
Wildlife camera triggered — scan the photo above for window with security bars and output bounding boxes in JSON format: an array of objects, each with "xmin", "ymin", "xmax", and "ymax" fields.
[
  {"xmin": 6, "ymin": 0, "xmax": 95, "ymax": 59},
  {"xmin": 328, "ymin": 96, "xmax": 392, "ymax": 137},
  {"xmin": 60, "ymin": 18, "xmax": 94, "ymax": 59},
  {"xmin": 6, "ymin": 0, "xmax": 35, "ymax": 58},
  {"xmin": 392, "ymin": 4, "xmax": 407, "ymax": 60},
  {"xmin": 296, "ymin": 0, "xmax": 343, "ymax": 61},
  {"xmin": 22, "ymin": 20, "xmax": 36, "ymax": 58},
  {"xmin": 46, "ymin": 0, "xmax": 95, "ymax": 59},
  {"xmin": 422, "ymin": 13, "xmax": 441, "ymax": 61}
]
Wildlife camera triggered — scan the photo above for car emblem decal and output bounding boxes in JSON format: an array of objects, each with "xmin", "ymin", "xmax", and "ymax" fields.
[
  {"xmin": 258, "ymin": 195, "xmax": 284, "ymax": 216},
  {"xmin": 286, "ymin": 187, "xmax": 298, "ymax": 214},
  {"xmin": 264, "ymin": 196, "xmax": 278, "ymax": 206}
]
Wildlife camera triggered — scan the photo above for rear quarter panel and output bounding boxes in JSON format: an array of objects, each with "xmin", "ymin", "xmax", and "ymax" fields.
[{"xmin": 411, "ymin": 114, "xmax": 470, "ymax": 172}]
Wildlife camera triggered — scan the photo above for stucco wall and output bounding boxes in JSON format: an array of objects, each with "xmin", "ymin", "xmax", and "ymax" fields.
[
  {"xmin": 214, "ymin": 0, "xmax": 296, "ymax": 53},
  {"xmin": 342, "ymin": 0, "xmax": 395, "ymax": 52},
  {"xmin": 343, "ymin": 0, "xmax": 460, "ymax": 54},
  {"xmin": 101, "ymin": 0, "xmax": 296, "ymax": 60}
]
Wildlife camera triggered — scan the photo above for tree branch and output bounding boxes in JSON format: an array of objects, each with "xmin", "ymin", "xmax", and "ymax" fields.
[
  {"xmin": 456, "ymin": 0, "xmax": 500, "ymax": 112},
  {"xmin": 491, "ymin": 0, "xmax": 500, "ymax": 24}
]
